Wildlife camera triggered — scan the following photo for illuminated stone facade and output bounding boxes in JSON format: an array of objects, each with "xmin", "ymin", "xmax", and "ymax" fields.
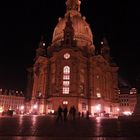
[
  {"xmin": 27, "ymin": 0, "xmax": 120, "ymax": 115},
  {"xmin": 118, "ymin": 88, "xmax": 137, "ymax": 115},
  {"xmin": 0, "ymin": 89, "xmax": 25, "ymax": 114}
]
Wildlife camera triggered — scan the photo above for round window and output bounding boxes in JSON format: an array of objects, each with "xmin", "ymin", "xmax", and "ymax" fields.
[{"xmin": 64, "ymin": 53, "xmax": 70, "ymax": 59}]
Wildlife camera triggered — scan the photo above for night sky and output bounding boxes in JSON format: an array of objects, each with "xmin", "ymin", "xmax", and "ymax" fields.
[{"xmin": 0, "ymin": 0, "xmax": 139, "ymax": 91}]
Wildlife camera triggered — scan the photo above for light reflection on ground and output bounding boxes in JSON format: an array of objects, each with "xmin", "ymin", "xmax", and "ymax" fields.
[
  {"xmin": 95, "ymin": 117, "xmax": 102, "ymax": 136},
  {"xmin": 0, "ymin": 137, "xmax": 140, "ymax": 140},
  {"xmin": 32, "ymin": 115, "xmax": 37, "ymax": 126},
  {"xmin": 19, "ymin": 115, "xmax": 24, "ymax": 125},
  {"xmin": 0, "ymin": 116, "xmax": 140, "ymax": 140}
]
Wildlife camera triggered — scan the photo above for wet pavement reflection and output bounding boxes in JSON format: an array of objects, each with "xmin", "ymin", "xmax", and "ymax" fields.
[
  {"xmin": 0, "ymin": 116, "xmax": 140, "ymax": 140},
  {"xmin": 0, "ymin": 137, "xmax": 140, "ymax": 140}
]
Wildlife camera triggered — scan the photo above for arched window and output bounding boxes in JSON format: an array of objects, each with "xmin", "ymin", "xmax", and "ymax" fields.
[
  {"xmin": 63, "ymin": 66, "xmax": 70, "ymax": 74},
  {"xmin": 63, "ymin": 66, "xmax": 70, "ymax": 94}
]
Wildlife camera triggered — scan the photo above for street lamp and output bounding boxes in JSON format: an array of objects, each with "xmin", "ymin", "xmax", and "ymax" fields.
[
  {"xmin": 96, "ymin": 104, "xmax": 101, "ymax": 112},
  {"xmin": 117, "ymin": 108, "xmax": 120, "ymax": 116},
  {"xmin": 117, "ymin": 108, "xmax": 120, "ymax": 112},
  {"xmin": 31, "ymin": 104, "xmax": 38, "ymax": 115},
  {"xmin": 33, "ymin": 104, "xmax": 38, "ymax": 109},
  {"xmin": 20, "ymin": 105, "xmax": 25, "ymax": 115},
  {"xmin": 20, "ymin": 105, "xmax": 25, "ymax": 110}
]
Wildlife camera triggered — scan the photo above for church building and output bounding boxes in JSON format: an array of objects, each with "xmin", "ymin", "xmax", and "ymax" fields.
[{"xmin": 27, "ymin": 0, "xmax": 119, "ymax": 116}]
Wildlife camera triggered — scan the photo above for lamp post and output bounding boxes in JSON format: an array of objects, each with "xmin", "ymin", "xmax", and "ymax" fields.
[
  {"xmin": 32, "ymin": 104, "xmax": 38, "ymax": 115},
  {"xmin": 20, "ymin": 105, "xmax": 25, "ymax": 115},
  {"xmin": 117, "ymin": 108, "xmax": 120, "ymax": 116},
  {"xmin": 95, "ymin": 104, "xmax": 101, "ymax": 116}
]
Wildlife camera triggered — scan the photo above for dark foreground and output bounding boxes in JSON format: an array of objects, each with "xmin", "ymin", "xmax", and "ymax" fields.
[{"xmin": 0, "ymin": 115, "xmax": 140, "ymax": 140}]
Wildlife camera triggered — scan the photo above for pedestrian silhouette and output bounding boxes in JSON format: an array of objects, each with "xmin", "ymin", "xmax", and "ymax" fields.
[
  {"xmin": 82, "ymin": 112, "xmax": 84, "ymax": 118},
  {"xmin": 69, "ymin": 106, "xmax": 73, "ymax": 120},
  {"xmin": 56, "ymin": 106, "xmax": 63, "ymax": 122},
  {"xmin": 86, "ymin": 111, "xmax": 89, "ymax": 119},
  {"xmin": 78, "ymin": 112, "xmax": 81, "ymax": 119},
  {"xmin": 63, "ymin": 106, "xmax": 68, "ymax": 122},
  {"xmin": 72, "ymin": 106, "xmax": 76, "ymax": 120}
]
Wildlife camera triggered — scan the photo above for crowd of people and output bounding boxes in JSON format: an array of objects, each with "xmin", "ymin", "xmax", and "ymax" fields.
[{"xmin": 56, "ymin": 105, "xmax": 89, "ymax": 122}]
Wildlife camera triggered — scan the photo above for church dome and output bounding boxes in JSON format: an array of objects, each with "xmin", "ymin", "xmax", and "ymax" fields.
[
  {"xmin": 52, "ymin": 0, "xmax": 93, "ymax": 47},
  {"xmin": 52, "ymin": 16, "xmax": 93, "ymax": 46}
]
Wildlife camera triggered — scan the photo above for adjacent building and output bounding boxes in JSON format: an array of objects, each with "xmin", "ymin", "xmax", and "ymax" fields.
[
  {"xmin": 0, "ymin": 89, "xmax": 25, "ymax": 114},
  {"xmin": 118, "ymin": 87, "xmax": 137, "ymax": 115}
]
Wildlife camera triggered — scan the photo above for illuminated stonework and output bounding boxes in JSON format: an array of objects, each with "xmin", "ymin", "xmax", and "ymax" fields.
[
  {"xmin": 119, "ymin": 87, "xmax": 137, "ymax": 115},
  {"xmin": 27, "ymin": 0, "xmax": 121, "ymax": 116},
  {"xmin": 63, "ymin": 66, "xmax": 70, "ymax": 94},
  {"xmin": 0, "ymin": 89, "xmax": 24, "ymax": 114}
]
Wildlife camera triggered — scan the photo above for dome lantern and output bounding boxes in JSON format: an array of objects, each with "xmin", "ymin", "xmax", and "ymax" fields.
[{"xmin": 66, "ymin": 0, "xmax": 81, "ymax": 12}]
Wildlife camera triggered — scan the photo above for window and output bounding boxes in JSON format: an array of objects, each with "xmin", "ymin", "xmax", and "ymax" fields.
[
  {"xmin": 82, "ymin": 103, "xmax": 86, "ymax": 110},
  {"xmin": 63, "ymin": 87, "xmax": 69, "ymax": 94},
  {"xmin": 63, "ymin": 66, "xmax": 70, "ymax": 94},
  {"xmin": 96, "ymin": 75, "xmax": 99, "ymax": 79},
  {"xmin": 63, "ymin": 81, "xmax": 70, "ymax": 86},
  {"xmin": 63, "ymin": 101, "xmax": 68, "ymax": 105},
  {"xmin": 64, "ymin": 53, "xmax": 70, "ymax": 59},
  {"xmin": 63, "ymin": 66, "xmax": 70, "ymax": 74},
  {"xmin": 63, "ymin": 75, "xmax": 70, "ymax": 80},
  {"xmin": 96, "ymin": 92, "xmax": 101, "ymax": 98}
]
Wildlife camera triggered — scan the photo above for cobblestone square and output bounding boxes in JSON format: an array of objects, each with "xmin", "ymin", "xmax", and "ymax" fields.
[{"xmin": 0, "ymin": 116, "xmax": 140, "ymax": 140}]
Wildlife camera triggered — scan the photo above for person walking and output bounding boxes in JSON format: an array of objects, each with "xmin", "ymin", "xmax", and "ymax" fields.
[
  {"xmin": 72, "ymin": 106, "xmax": 76, "ymax": 120},
  {"xmin": 86, "ymin": 110, "xmax": 89, "ymax": 119},
  {"xmin": 56, "ymin": 106, "xmax": 63, "ymax": 122},
  {"xmin": 63, "ymin": 106, "xmax": 68, "ymax": 122},
  {"xmin": 82, "ymin": 112, "xmax": 84, "ymax": 118},
  {"xmin": 78, "ymin": 112, "xmax": 81, "ymax": 119},
  {"xmin": 69, "ymin": 106, "xmax": 73, "ymax": 120}
]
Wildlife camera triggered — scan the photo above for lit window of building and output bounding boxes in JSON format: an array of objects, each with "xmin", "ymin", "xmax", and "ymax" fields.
[
  {"xmin": 82, "ymin": 103, "xmax": 86, "ymax": 110},
  {"xmin": 63, "ymin": 66, "xmax": 70, "ymax": 94},
  {"xmin": 96, "ymin": 75, "xmax": 99, "ymax": 79},
  {"xmin": 118, "ymin": 90, "xmax": 120, "ymax": 94},
  {"xmin": 96, "ymin": 92, "xmax": 101, "ymax": 98},
  {"xmin": 64, "ymin": 53, "xmax": 70, "ymax": 59},
  {"xmin": 63, "ymin": 101, "xmax": 68, "ymax": 105},
  {"xmin": 63, "ymin": 81, "xmax": 70, "ymax": 86},
  {"xmin": 63, "ymin": 75, "xmax": 70, "ymax": 80},
  {"xmin": 63, "ymin": 87, "xmax": 69, "ymax": 94},
  {"xmin": 130, "ymin": 88, "xmax": 137, "ymax": 94},
  {"xmin": 63, "ymin": 66, "xmax": 70, "ymax": 74}
]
